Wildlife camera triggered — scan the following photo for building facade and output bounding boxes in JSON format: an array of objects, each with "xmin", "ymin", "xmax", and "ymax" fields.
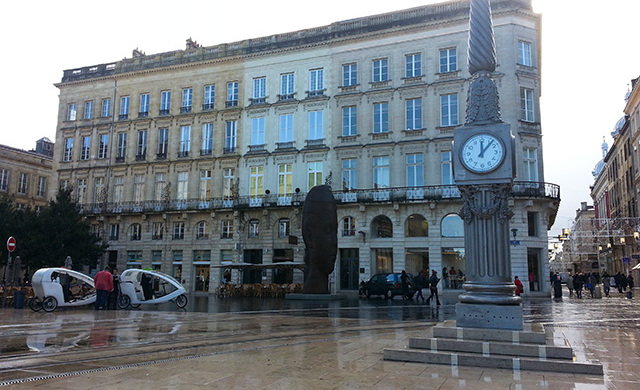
[
  {"xmin": 0, "ymin": 140, "xmax": 54, "ymax": 210},
  {"xmin": 52, "ymin": 0, "xmax": 558, "ymax": 295}
]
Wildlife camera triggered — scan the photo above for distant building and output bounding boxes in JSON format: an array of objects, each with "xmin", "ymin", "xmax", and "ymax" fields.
[
  {"xmin": 0, "ymin": 141, "xmax": 54, "ymax": 210},
  {"xmin": 34, "ymin": 137, "xmax": 54, "ymax": 158},
  {"xmin": 52, "ymin": 0, "xmax": 558, "ymax": 295}
]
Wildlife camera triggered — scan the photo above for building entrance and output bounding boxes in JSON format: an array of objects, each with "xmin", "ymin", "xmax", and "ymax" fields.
[
  {"xmin": 340, "ymin": 248, "xmax": 359, "ymax": 290},
  {"xmin": 243, "ymin": 249, "xmax": 263, "ymax": 284}
]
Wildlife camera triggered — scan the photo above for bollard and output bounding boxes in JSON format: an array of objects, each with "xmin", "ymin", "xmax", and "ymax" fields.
[{"xmin": 13, "ymin": 290, "xmax": 26, "ymax": 309}]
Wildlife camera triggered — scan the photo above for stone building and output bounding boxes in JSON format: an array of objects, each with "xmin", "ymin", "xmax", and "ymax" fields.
[
  {"xmin": 52, "ymin": 0, "xmax": 558, "ymax": 295},
  {"xmin": 0, "ymin": 139, "xmax": 54, "ymax": 210}
]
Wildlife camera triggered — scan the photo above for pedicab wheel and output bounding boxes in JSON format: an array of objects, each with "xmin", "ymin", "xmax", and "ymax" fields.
[
  {"xmin": 29, "ymin": 298, "xmax": 43, "ymax": 312},
  {"xmin": 117, "ymin": 294, "xmax": 131, "ymax": 309},
  {"xmin": 42, "ymin": 296, "xmax": 58, "ymax": 312},
  {"xmin": 175, "ymin": 294, "xmax": 188, "ymax": 308},
  {"xmin": 131, "ymin": 303, "xmax": 141, "ymax": 308}
]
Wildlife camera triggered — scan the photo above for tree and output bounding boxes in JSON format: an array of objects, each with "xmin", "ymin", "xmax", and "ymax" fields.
[
  {"xmin": 0, "ymin": 194, "xmax": 17, "ymax": 268},
  {"xmin": 15, "ymin": 188, "xmax": 107, "ymax": 271}
]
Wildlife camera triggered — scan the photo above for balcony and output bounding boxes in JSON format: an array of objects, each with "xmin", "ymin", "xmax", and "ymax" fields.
[
  {"xmin": 248, "ymin": 144, "xmax": 266, "ymax": 153},
  {"xmin": 159, "ymin": 109, "xmax": 170, "ymax": 116},
  {"xmin": 115, "ymin": 156, "xmax": 125, "ymax": 163},
  {"xmin": 306, "ymin": 90, "xmax": 325, "ymax": 98},
  {"xmin": 138, "ymin": 111, "xmax": 149, "ymax": 118},
  {"xmin": 180, "ymin": 106, "xmax": 192, "ymax": 114},
  {"xmin": 135, "ymin": 154, "xmax": 146, "ymax": 161},
  {"xmin": 305, "ymin": 139, "xmax": 325, "ymax": 148},
  {"xmin": 250, "ymin": 97, "xmax": 267, "ymax": 105},
  {"xmin": 156, "ymin": 152, "xmax": 167, "ymax": 160},
  {"xmin": 177, "ymin": 151, "xmax": 189, "ymax": 158},
  {"xmin": 223, "ymin": 147, "xmax": 237, "ymax": 154},
  {"xmin": 119, "ymin": 114, "xmax": 129, "ymax": 121},
  {"xmin": 225, "ymin": 100, "xmax": 238, "ymax": 108},
  {"xmin": 200, "ymin": 149, "xmax": 212, "ymax": 156},
  {"xmin": 277, "ymin": 94, "xmax": 295, "ymax": 101},
  {"xmin": 276, "ymin": 141, "xmax": 295, "ymax": 150},
  {"xmin": 203, "ymin": 103, "xmax": 215, "ymax": 111}
]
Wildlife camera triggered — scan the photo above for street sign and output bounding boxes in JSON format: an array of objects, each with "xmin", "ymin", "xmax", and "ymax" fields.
[
  {"xmin": 6, "ymin": 237, "xmax": 16, "ymax": 253},
  {"xmin": 510, "ymin": 240, "xmax": 520, "ymax": 246}
]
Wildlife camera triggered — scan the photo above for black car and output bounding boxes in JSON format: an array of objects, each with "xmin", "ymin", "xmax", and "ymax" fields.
[{"xmin": 362, "ymin": 272, "xmax": 415, "ymax": 299}]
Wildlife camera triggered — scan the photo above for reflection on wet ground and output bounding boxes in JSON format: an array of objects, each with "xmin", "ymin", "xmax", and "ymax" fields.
[{"xmin": 1, "ymin": 290, "xmax": 640, "ymax": 389}]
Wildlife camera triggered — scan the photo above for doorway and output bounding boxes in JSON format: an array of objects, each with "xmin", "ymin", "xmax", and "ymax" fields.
[
  {"xmin": 243, "ymin": 249, "xmax": 263, "ymax": 284},
  {"xmin": 340, "ymin": 248, "xmax": 360, "ymax": 290},
  {"xmin": 527, "ymin": 248, "xmax": 541, "ymax": 291}
]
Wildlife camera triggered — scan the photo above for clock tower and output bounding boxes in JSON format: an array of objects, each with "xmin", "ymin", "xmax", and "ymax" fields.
[{"xmin": 452, "ymin": 0, "xmax": 522, "ymax": 330}]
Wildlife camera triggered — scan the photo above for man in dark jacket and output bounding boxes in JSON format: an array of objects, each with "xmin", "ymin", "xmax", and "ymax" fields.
[{"xmin": 426, "ymin": 270, "xmax": 441, "ymax": 305}]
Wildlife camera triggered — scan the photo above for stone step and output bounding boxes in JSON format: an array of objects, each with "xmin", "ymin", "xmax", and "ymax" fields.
[
  {"xmin": 383, "ymin": 348, "xmax": 603, "ymax": 375},
  {"xmin": 432, "ymin": 321, "xmax": 547, "ymax": 344},
  {"xmin": 408, "ymin": 337, "xmax": 574, "ymax": 360}
]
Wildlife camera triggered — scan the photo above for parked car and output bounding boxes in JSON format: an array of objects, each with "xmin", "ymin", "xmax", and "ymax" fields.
[{"xmin": 362, "ymin": 272, "xmax": 416, "ymax": 299}]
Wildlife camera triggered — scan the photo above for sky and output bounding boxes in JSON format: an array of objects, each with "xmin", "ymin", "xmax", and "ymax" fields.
[{"xmin": 1, "ymin": 0, "xmax": 638, "ymax": 239}]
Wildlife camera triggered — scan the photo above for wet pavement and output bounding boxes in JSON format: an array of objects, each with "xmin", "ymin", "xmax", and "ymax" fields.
[{"xmin": 0, "ymin": 289, "xmax": 639, "ymax": 389}]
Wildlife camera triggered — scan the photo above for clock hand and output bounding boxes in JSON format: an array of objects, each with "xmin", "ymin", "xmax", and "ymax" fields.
[{"xmin": 478, "ymin": 139, "xmax": 494, "ymax": 158}]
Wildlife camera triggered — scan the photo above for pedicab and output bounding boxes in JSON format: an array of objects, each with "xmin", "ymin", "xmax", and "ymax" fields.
[
  {"xmin": 117, "ymin": 269, "xmax": 188, "ymax": 309},
  {"xmin": 30, "ymin": 268, "xmax": 96, "ymax": 312}
]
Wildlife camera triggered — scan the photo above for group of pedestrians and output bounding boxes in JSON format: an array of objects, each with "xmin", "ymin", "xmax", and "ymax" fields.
[
  {"xmin": 566, "ymin": 271, "xmax": 635, "ymax": 299},
  {"xmin": 410, "ymin": 270, "xmax": 441, "ymax": 305}
]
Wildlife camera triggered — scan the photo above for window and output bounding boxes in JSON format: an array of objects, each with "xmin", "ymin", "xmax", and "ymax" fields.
[
  {"xmin": 67, "ymin": 103, "xmax": 77, "ymax": 121},
  {"xmin": 139, "ymin": 93, "xmax": 150, "ymax": 117},
  {"xmin": 225, "ymin": 121, "xmax": 237, "ymax": 153},
  {"xmin": 173, "ymin": 222, "xmax": 185, "ymax": 240},
  {"xmin": 37, "ymin": 176, "xmax": 47, "ymax": 198},
  {"xmin": 196, "ymin": 221, "xmax": 208, "ymax": 239},
  {"xmin": 200, "ymin": 170, "xmax": 211, "ymax": 200},
  {"xmin": 278, "ymin": 164, "xmax": 292, "ymax": 196},
  {"xmin": 202, "ymin": 123, "xmax": 213, "ymax": 154},
  {"xmin": 116, "ymin": 132, "xmax": 127, "ymax": 160},
  {"xmin": 441, "ymin": 214, "xmax": 464, "ymax": 237},
  {"xmin": 372, "ymin": 215, "xmax": 393, "ymax": 238},
  {"xmin": 309, "ymin": 69, "xmax": 324, "ymax": 95},
  {"xmin": 439, "ymin": 48, "xmax": 457, "ymax": 73},
  {"xmin": 160, "ymin": 91, "xmax": 171, "ymax": 115},
  {"xmin": 405, "ymin": 54, "xmax": 421, "ymax": 78},
  {"xmin": 0, "ymin": 169, "xmax": 7, "ymax": 191},
  {"xmin": 441, "ymin": 151, "xmax": 454, "ymax": 185},
  {"xmin": 221, "ymin": 220, "xmax": 233, "ymax": 239},
  {"xmin": 523, "ymin": 147, "xmax": 538, "ymax": 182},
  {"xmin": 135, "ymin": 130, "xmax": 147, "ymax": 160},
  {"xmin": 177, "ymin": 172, "xmax": 188, "ymax": 200},
  {"xmin": 98, "ymin": 134, "xmax": 108, "ymax": 159},
  {"xmin": 440, "ymin": 94, "xmax": 459, "ymax": 127},
  {"xmin": 101, "ymin": 98, "xmax": 111, "ymax": 117},
  {"xmin": 280, "ymin": 73, "xmax": 294, "ymax": 99},
  {"xmin": 181, "ymin": 88, "xmax": 192, "ymax": 113},
  {"xmin": 343, "ymin": 216, "xmax": 355, "ymax": 236},
  {"xmin": 372, "ymin": 59, "xmax": 388, "ymax": 82},
  {"xmin": 250, "ymin": 166, "xmax": 264, "ymax": 198},
  {"xmin": 63, "ymin": 138, "xmax": 73, "ymax": 161},
  {"xmin": 251, "ymin": 117, "xmax": 265, "ymax": 146},
  {"xmin": 307, "ymin": 162, "xmax": 323, "ymax": 189},
  {"xmin": 518, "ymin": 41, "xmax": 532, "ymax": 67},
  {"xmin": 520, "ymin": 88, "xmax": 535, "ymax": 122},
  {"xmin": 406, "ymin": 98, "xmax": 422, "ymax": 130},
  {"xmin": 406, "ymin": 154, "xmax": 424, "ymax": 187},
  {"xmin": 154, "ymin": 173, "xmax": 166, "ymax": 201},
  {"xmin": 84, "ymin": 101, "xmax": 93, "ymax": 119},
  {"xmin": 81, "ymin": 136, "xmax": 90, "ymax": 160},
  {"xmin": 76, "ymin": 178, "xmax": 86, "ymax": 203},
  {"xmin": 204, "ymin": 85, "xmax": 215, "ymax": 110},
  {"xmin": 130, "ymin": 224, "xmax": 142, "ymax": 241},
  {"xmin": 94, "ymin": 177, "xmax": 104, "ymax": 203},
  {"xmin": 152, "ymin": 222, "xmax": 164, "ymax": 240},
  {"xmin": 133, "ymin": 174, "xmax": 144, "ymax": 203},
  {"xmin": 341, "ymin": 159, "xmax": 357, "ymax": 191},
  {"xmin": 119, "ymin": 96, "xmax": 130, "ymax": 119},
  {"xmin": 109, "ymin": 224, "xmax": 120, "ymax": 240},
  {"xmin": 248, "ymin": 220, "xmax": 260, "ymax": 238},
  {"xmin": 406, "ymin": 214, "xmax": 428, "ymax": 237},
  {"xmin": 253, "ymin": 77, "xmax": 266, "ymax": 103},
  {"xmin": 373, "ymin": 157, "xmax": 389, "ymax": 189},
  {"xmin": 342, "ymin": 106, "xmax": 357, "ymax": 136},
  {"xmin": 342, "ymin": 63, "xmax": 357, "ymax": 86},
  {"xmin": 373, "ymin": 102, "xmax": 389, "ymax": 133},
  {"xmin": 279, "ymin": 114, "xmax": 293, "ymax": 142},
  {"xmin": 527, "ymin": 212, "xmax": 538, "ymax": 237},
  {"xmin": 113, "ymin": 176, "xmax": 124, "ymax": 203},
  {"xmin": 278, "ymin": 218, "xmax": 290, "ymax": 238},
  {"xmin": 308, "ymin": 110, "xmax": 323, "ymax": 140},
  {"xmin": 179, "ymin": 126, "xmax": 190, "ymax": 157},
  {"xmin": 157, "ymin": 128, "xmax": 169, "ymax": 157},
  {"xmin": 226, "ymin": 81, "xmax": 239, "ymax": 106},
  {"xmin": 18, "ymin": 173, "xmax": 28, "ymax": 194},
  {"xmin": 223, "ymin": 168, "xmax": 235, "ymax": 200}
]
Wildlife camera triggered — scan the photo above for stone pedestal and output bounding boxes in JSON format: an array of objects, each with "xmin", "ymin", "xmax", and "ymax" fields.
[{"xmin": 456, "ymin": 303, "xmax": 523, "ymax": 330}]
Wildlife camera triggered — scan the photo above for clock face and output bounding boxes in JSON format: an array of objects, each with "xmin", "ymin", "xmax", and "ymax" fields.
[{"xmin": 460, "ymin": 133, "xmax": 505, "ymax": 173}]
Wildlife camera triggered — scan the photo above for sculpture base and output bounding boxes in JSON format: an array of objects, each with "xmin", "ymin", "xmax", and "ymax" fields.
[{"xmin": 456, "ymin": 303, "xmax": 523, "ymax": 330}]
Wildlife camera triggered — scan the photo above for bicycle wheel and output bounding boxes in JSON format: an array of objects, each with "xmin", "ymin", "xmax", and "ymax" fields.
[
  {"xmin": 175, "ymin": 294, "xmax": 188, "ymax": 308},
  {"xmin": 29, "ymin": 298, "xmax": 43, "ymax": 312},
  {"xmin": 42, "ymin": 296, "xmax": 58, "ymax": 312},
  {"xmin": 117, "ymin": 294, "xmax": 131, "ymax": 309}
]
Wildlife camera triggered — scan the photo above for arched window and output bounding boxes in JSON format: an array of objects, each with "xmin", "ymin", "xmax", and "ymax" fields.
[
  {"xmin": 371, "ymin": 215, "xmax": 393, "ymax": 238},
  {"xmin": 130, "ymin": 223, "xmax": 142, "ymax": 241},
  {"xmin": 405, "ymin": 214, "xmax": 428, "ymax": 237},
  {"xmin": 278, "ymin": 218, "xmax": 290, "ymax": 238},
  {"xmin": 441, "ymin": 214, "xmax": 464, "ymax": 237},
  {"xmin": 196, "ymin": 221, "xmax": 208, "ymax": 239},
  {"xmin": 343, "ymin": 216, "xmax": 355, "ymax": 236}
]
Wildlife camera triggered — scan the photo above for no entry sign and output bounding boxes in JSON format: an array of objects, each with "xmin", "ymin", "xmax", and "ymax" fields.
[{"xmin": 6, "ymin": 236, "xmax": 16, "ymax": 252}]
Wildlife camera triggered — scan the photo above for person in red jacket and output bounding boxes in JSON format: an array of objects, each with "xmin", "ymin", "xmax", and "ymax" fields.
[
  {"xmin": 94, "ymin": 266, "xmax": 114, "ymax": 310},
  {"xmin": 514, "ymin": 276, "xmax": 524, "ymax": 296}
]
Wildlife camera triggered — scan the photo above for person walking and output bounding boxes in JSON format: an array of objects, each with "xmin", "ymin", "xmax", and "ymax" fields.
[
  {"xmin": 567, "ymin": 273, "xmax": 574, "ymax": 297},
  {"xmin": 94, "ymin": 266, "xmax": 113, "ymax": 310},
  {"xmin": 426, "ymin": 270, "xmax": 441, "ymax": 305},
  {"xmin": 400, "ymin": 270, "xmax": 411, "ymax": 300},
  {"xmin": 573, "ymin": 273, "xmax": 583, "ymax": 299},
  {"xmin": 442, "ymin": 267, "xmax": 449, "ymax": 289},
  {"xmin": 414, "ymin": 271, "xmax": 426, "ymax": 302},
  {"xmin": 588, "ymin": 273, "xmax": 597, "ymax": 298},
  {"xmin": 514, "ymin": 276, "xmax": 524, "ymax": 296},
  {"xmin": 107, "ymin": 268, "xmax": 120, "ymax": 310},
  {"xmin": 602, "ymin": 272, "xmax": 611, "ymax": 297},
  {"xmin": 615, "ymin": 272, "xmax": 623, "ymax": 293}
]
